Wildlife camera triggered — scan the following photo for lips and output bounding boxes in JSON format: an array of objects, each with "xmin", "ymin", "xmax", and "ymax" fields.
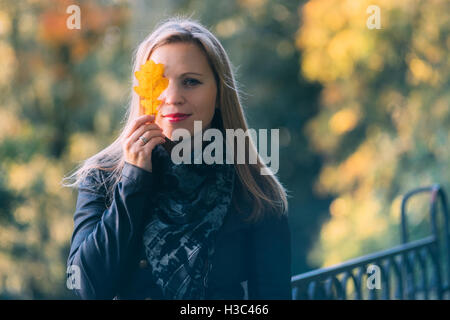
[{"xmin": 163, "ymin": 113, "xmax": 192, "ymax": 122}]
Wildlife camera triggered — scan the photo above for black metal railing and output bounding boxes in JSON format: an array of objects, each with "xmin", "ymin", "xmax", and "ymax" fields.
[{"xmin": 291, "ymin": 184, "xmax": 450, "ymax": 300}]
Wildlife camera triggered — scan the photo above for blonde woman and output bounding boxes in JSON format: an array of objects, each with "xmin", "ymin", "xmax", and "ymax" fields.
[{"xmin": 65, "ymin": 17, "xmax": 291, "ymax": 300}]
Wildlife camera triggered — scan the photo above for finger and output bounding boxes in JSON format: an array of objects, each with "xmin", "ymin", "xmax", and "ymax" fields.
[
  {"xmin": 129, "ymin": 123, "xmax": 164, "ymax": 144},
  {"xmin": 143, "ymin": 136, "xmax": 166, "ymax": 151},
  {"xmin": 140, "ymin": 128, "xmax": 166, "ymax": 142},
  {"xmin": 133, "ymin": 129, "xmax": 165, "ymax": 147},
  {"xmin": 125, "ymin": 127, "xmax": 163, "ymax": 151},
  {"xmin": 124, "ymin": 115, "xmax": 155, "ymax": 139}
]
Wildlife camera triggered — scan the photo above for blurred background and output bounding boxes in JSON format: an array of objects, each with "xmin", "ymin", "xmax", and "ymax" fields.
[{"xmin": 0, "ymin": 0, "xmax": 448, "ymax": 299}]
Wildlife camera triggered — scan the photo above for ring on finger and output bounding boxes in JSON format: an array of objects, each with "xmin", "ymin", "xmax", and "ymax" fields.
[{"xmin": 139, "ymin": 135, "xmax": 149, "ymax": 145}]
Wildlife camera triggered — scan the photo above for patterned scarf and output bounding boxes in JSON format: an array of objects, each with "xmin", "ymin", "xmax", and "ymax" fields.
[{"xmin": 142, "ymin": 135, "xmax": 235, "ymax": 299}]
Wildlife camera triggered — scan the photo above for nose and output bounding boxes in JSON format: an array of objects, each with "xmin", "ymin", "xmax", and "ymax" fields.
[{"xmin": 159, "ymin": 80, "xmax": 185, "ymax": 106}]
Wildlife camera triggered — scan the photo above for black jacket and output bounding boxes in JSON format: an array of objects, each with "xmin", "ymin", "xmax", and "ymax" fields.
[{"xmin": 67, "ymin": 162, "xmax": 292, "ymax": 300}]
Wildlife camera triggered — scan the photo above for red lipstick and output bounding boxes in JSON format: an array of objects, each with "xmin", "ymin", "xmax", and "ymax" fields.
[{"xmin": 163, "ymin": 113, "xmax": 191, "ymax": 122}]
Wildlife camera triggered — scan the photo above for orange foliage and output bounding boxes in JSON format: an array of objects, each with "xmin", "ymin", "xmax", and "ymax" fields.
[{"xmin": 133, "ymin": 60, "xmax": 169, "ymax": 116}]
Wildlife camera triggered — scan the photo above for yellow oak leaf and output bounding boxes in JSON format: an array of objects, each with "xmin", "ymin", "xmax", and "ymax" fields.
[{"xmin": 133, "ymin": 60, "xmax": 169, "ymax": 116}]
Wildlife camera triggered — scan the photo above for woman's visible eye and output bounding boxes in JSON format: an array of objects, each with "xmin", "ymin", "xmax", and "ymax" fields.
[{"xmin": 183, "ymin": 78, "xmax": 201, "ymax": 87}]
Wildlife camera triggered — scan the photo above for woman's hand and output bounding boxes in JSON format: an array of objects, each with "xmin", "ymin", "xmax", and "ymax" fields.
[{"xmin": 123, "ymin": 114, "xmax": 166, "ymax": 173}]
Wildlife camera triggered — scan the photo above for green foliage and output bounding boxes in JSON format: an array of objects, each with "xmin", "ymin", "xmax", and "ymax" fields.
[
  {"xmin": 297, "ymin": 0, "xmax": 450, "ymax": 267},
  {"xmin": 0, "ymin": 0, "xmax": 130, "ymax": 298},
  {"xmin": 8, "ymin": 0, "xmax": 439, "ymax": 299}
]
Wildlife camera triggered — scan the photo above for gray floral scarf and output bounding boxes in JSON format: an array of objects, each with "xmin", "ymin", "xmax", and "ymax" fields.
[{"xmin": 142, "ymin": 139, "xmax": 235, "ymax": 299}]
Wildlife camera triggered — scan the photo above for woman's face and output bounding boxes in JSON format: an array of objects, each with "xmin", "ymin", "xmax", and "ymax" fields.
[{"xmin": 149, "ymin": 42, "xmax": 218, "ymax": 140}]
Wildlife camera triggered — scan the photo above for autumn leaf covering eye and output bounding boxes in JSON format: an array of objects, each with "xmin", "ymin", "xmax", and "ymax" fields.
[{"xmin": 133, "ymin": 60, "xmax": 169, "ymax": 117}]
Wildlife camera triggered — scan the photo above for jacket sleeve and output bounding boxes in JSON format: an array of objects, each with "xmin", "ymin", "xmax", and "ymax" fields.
[
  {"xmin": 247, "ymin": 211, "xmax": 292, "ymax": 300},
  {"xmin": 66, "ymin": 162, "xmax": 155, "ymax": 299}
]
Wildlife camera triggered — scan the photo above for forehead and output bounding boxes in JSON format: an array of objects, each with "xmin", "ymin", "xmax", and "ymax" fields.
[{"xmin": 148, "ymin": 42, "xmax": 211, "ymax": 76}]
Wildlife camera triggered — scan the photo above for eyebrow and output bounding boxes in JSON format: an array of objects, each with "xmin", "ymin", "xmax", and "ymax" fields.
[{"xmin": 180, "ymin": 72, "xmax": 203, "ymax": 77}]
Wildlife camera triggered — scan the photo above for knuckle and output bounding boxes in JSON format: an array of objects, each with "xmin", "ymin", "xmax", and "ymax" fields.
[
  {"xmin": 146, "ymin": 130, "xmax": 158, "ymax": 138},
  {"xmin": 145, "ymin": 123, "xmax": 158, "ymax": 130},
  {"xmin": 149, "ymin": 138, "xmax": 158, "ymax": 146},
  {"xmin": 135, "ymin": 116, "xmax": 144, "ymax": 123},
  {"xmin": 134, "ymin": 118, "xmax": 143, "ymax": 127},
  {"xmin": 148, "ymin": 139, "xmax": 161, "ymax": 149},
  {"xmin": 124, "ymin": 137, "xmax": 132, "ymax": 147}
]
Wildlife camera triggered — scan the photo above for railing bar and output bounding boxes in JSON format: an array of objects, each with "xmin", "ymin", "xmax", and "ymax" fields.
[
  {"xmin": 355, "ymin": 267, "xmax": 364, "ymax": 300},
  {"xmin": 417, "ymin": 248, "xmax": 428, "ymax": 299},
  {"xmin": 381, "ymin": 260, "xmax": 390, "ymax": 299},
  {"xmin": 291, "ymin": 236, "xmax": 435, "ymax": 283}
]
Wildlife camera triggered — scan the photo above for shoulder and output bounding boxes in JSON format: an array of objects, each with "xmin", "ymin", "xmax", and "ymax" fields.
[
  {"xmin": 250, "ymin": 210, "xmax": 290, "ymax": 234},
  {"xmin": 230, "ymin": 197, "xmax": 289, "ymax": 238},
  {"xmin": 77, "ymin": 166, "xmax": 114, "ymax": 198},
  {"xmin": 241, "ymin": 199, "xmax": 290, "ymax": 247},
  {"xmin": 77, "ymin": 167, "xmax": 119, "ymax": 210}
]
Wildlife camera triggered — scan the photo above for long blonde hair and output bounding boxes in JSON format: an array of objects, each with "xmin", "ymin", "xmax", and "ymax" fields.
[{"xmin": 62, "ymin": 16, "xmax": 289, "ymax": 223}]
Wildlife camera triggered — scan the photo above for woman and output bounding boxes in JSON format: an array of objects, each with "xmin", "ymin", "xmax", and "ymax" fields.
[{"xmin": 64, "ymin": 17, "xmax": 291, "ymax": 300}]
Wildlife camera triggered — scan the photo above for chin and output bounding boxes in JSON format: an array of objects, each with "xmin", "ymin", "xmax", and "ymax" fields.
[{"xmin": 164, "ymin": 127, "xmax": 191, "ymax": 141}]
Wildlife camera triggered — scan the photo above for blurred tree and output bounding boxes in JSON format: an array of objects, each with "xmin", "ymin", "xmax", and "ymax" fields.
[
  {"xmin": 0, "ymin": 0, "xmax": 329, "ymax": 298},
  {"xmin": 0, "ymin": 0, "xmax": 130, "ymax": 298},
  {"xmin": 297, "ymin": 0, "xmax": 450, "ymax": 267}
]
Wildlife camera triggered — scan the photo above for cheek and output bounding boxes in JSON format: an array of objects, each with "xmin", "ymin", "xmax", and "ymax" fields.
[{"xmin": 195, "ymin": 86, "xmax": 217, "ymax": 121}]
